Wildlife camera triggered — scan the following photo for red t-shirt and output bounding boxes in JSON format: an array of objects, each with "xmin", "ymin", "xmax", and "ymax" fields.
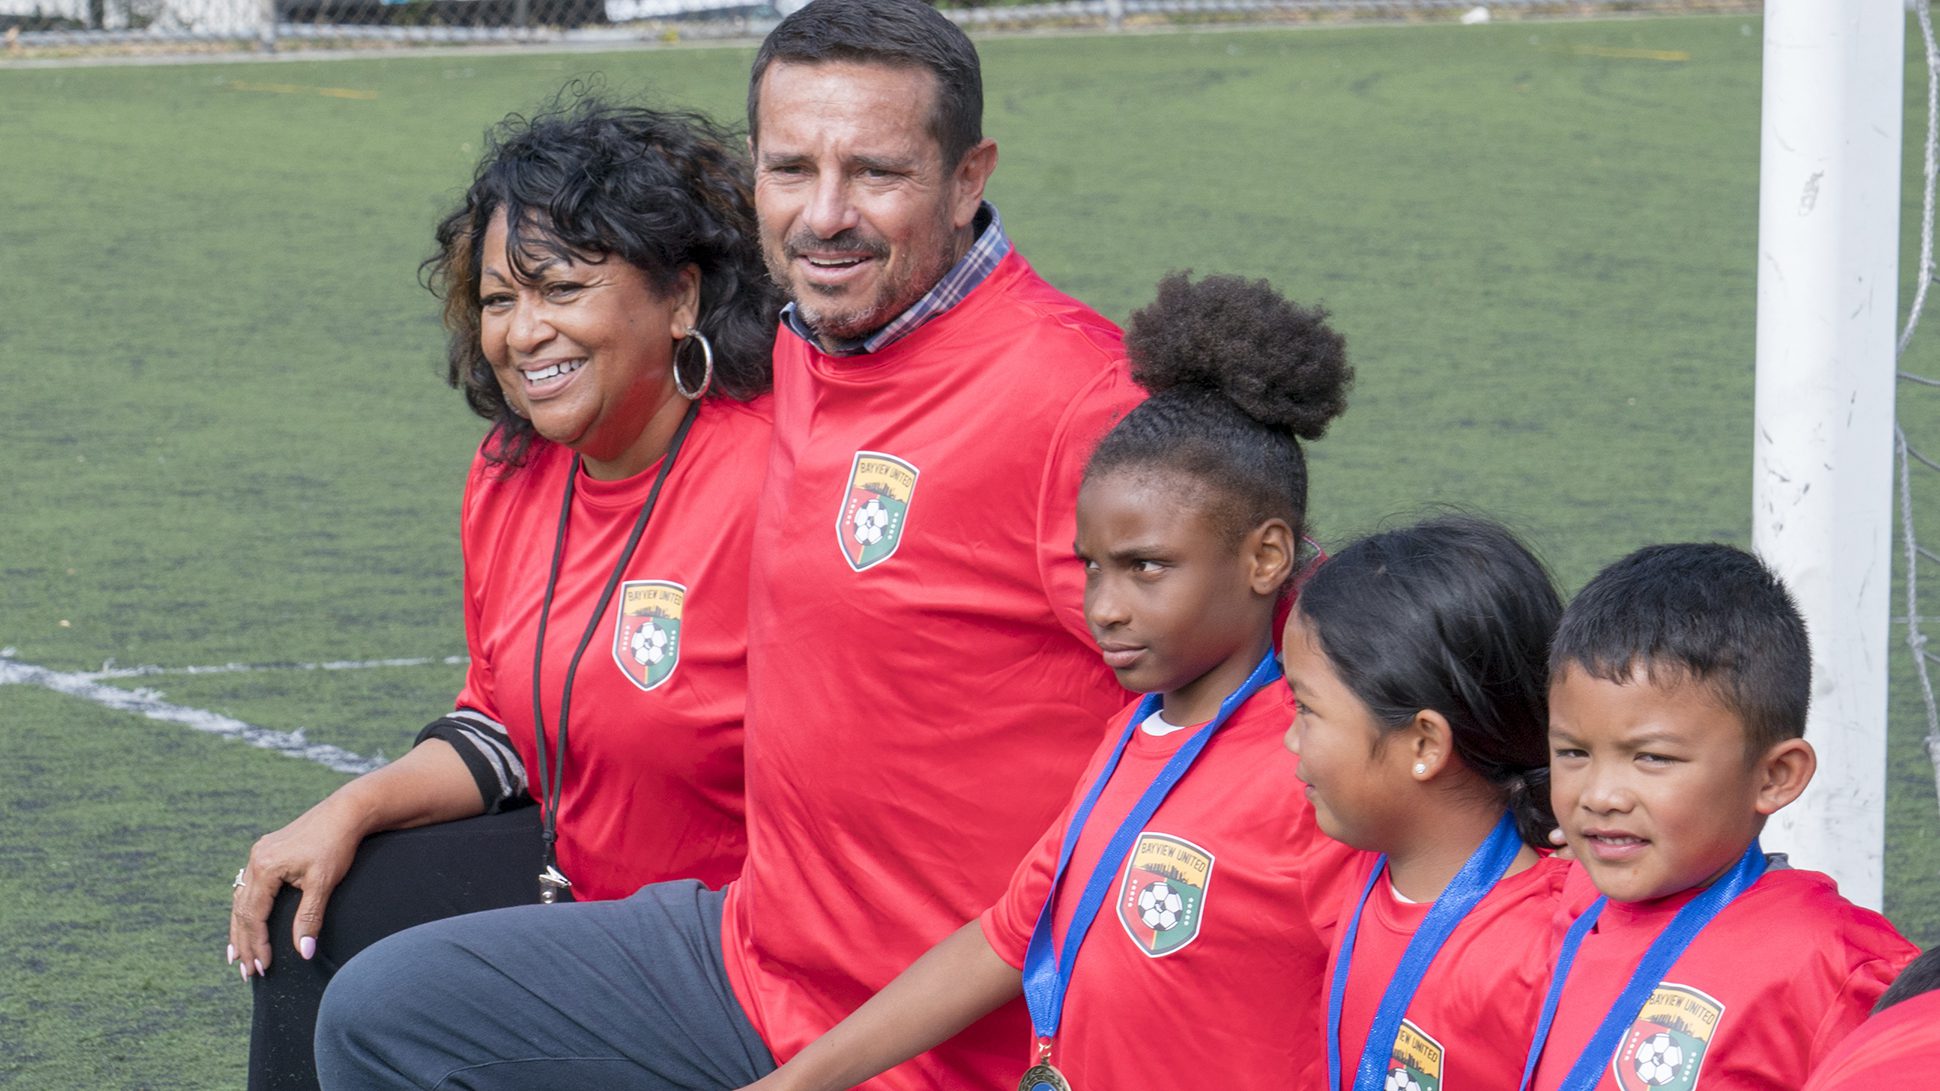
[
  {"xmin": 722, "ymin": 251, "xmax": 1146, "ymax": 1090},
  {"xmin": 1528, "ymin": 864, "xmax": 1916, "ymax": 1091},
  {"xmin": 1327, "ymin": 851, "xmax": 1570, "ymax": 1091},
  {"xmin": 1800, "ymin": 991, "xmax": 1940, "ymax": 1090},
  {"xmin": 979, "ymin": 685, "xmax": 1360, "ymax": 1091},
  {"xmin": 455, "ymin": 397, "xmax": 771, "ymax": 901}
]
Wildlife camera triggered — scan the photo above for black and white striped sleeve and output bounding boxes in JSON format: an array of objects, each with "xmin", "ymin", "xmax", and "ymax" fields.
[{"xmin": 415, "ymin": 708, "xmax": 529, "ymax": 813}]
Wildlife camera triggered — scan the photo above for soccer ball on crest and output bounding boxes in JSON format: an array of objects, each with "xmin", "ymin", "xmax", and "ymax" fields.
[
  {"xmin": 631, "ymin": 624, "xmax": 669, "ymax": 666},
  {"xmin": 853, "ymin": 498, "xmax": 891, "ymax": 545},
  {"xmin": 1632, "ymin": 1032, "xmax": 1685, "ymax": 1086},
  {"xmin": 1383, "ymin": 1067, "xmax": 1424, "ymax": 1091},
  {"xmin": 1136, "ymin": 881, "xmax": 1185, "ymax": 931}
]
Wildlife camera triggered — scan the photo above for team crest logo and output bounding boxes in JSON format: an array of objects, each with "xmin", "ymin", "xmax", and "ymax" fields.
[
  {"xmin": 1612, "ymin": 984, "xmax": 1723, "ymax": 1091},
  {"xmin": 837, "ymin": 452, "xmax": 919, "ymax": 572},
  {"xmin": 1383, "ymin": 1020, "xmax": 1444, "ymax": 1091},
  {"xmin": 612, "ymin": 580, "xmax": 685, "ymax": 691},
  {"xmin": 1115, "ymin": 832, "xmax": 1213, "ymax": 957}
]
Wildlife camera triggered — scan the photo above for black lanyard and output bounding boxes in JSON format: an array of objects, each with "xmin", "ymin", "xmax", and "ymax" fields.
[{"xmin": 529, "ymin": 400, "xmax": 698, "ymax": 903}]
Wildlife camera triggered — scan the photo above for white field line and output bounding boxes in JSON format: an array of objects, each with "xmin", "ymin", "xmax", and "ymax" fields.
[
  {"xmin": 76, "ymin": 655, "xmax": 468, "ymax": 681},
  {"xmin": 0, "ymin": 648, "xmax": 451, "ymax": 774}
]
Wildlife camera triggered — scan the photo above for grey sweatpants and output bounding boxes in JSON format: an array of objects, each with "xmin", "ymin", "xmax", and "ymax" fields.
[{"xmin": 314, "ymin": 880, "xmax": 777, "ymax": 1090}]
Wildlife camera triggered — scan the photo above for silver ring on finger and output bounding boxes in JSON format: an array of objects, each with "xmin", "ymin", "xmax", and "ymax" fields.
[{"xmin": 232, "ymin": 867, "xmax": 247, "ymax": 890}]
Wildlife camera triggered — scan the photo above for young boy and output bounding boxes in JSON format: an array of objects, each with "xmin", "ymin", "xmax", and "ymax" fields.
[{"xmin": 1529, "ymin": 543, "xmax": 1916, "ymax": 1091}]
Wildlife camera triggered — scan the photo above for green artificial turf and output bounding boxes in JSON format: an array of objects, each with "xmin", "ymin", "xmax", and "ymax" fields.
[{"xmin": 2, "ymin": 15, "xmax": 1935, "ymax": 1085}]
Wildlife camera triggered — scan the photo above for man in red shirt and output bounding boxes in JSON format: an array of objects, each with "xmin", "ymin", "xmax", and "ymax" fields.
[{"xmin": 314, "ymin": 2, "xmax": 1143, "ymax": 1087}]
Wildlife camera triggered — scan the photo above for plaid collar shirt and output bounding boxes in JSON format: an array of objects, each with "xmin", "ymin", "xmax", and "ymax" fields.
[{"xmin": 779, "ymin": 202, "xmax": 1012, "ymax": 357}]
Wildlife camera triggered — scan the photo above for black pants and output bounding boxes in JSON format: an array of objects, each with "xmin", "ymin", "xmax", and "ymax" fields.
[{"xmin": 249, "ymin": 806, "xmax": 544, "ymax": 1091}]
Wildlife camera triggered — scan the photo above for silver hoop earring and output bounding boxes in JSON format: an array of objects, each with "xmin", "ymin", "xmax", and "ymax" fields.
[{"xmin": 674, "ymin": 328, "xmax": 714, "ymax": 401}]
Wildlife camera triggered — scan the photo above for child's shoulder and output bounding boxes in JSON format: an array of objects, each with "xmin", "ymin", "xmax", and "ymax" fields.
[
  {"xmin": 1739, "ymin": 864, "xmax": 1896, "ymax": 925},
  {"xmin": 1238, "ymin": 678, "xmax": 1298, "ymax": 720},
  {"xmin": 1732, "ymin": 863, "xmax": 1916, "ymax": 961},
  {"xmin": 1573, "ymin": 860, "xmax": 1915, "ymax": 969},
  {"xmin": 1554, "ymin": 859, "xmax": 1914, "ymax": 962},
  {"xmin": 1467, "ymin": 853, "xmax": 1575, "ymax": 939},
  {"xmin": 1501, "ymin": 852, "xmax": 1575, "ymax": 903}
]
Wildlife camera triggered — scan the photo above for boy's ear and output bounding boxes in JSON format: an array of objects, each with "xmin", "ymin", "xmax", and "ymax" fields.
[
  {"xmin": 1246, "ymin": 518, "xmax": 1296, "ymax": 596},
  {"xmin": 1752, "ymin": 738, "xmax": 1817, "ymax": 816}
]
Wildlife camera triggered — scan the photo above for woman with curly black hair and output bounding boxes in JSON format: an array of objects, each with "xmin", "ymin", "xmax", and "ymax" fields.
[{"xmin": 225, "ymin": 96, "xmax": 781, "ymax": 1091}]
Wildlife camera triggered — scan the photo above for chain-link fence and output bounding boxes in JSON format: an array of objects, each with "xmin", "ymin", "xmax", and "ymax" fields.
[{"xmin": 2, "ymin": 0, "xmax": 1758, "ymax": 58}]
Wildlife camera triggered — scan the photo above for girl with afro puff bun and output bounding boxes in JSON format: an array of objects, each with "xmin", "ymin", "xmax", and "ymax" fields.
[{"xmin": 738, "ymin": 272, "xmax": 1362, "ymax": 1091}]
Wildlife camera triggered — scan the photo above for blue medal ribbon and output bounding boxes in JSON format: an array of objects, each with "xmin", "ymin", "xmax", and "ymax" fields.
[
  {"xmin": 1019, "ymin": 649, "xmax": 1283, "ymax": 1060},
  {"xmin": 1325, "ymin": 811, "xmax": 1524, "ymax": 1091},
  {"xmin": 1516, "ymin": 841, "xmax": 1768, "ymax": 1091}
]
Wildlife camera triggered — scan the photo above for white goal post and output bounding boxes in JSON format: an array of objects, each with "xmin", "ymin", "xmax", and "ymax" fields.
[{"xmin": 1752, "ymin": 0, "xmax": 1905, "ymax": 910}]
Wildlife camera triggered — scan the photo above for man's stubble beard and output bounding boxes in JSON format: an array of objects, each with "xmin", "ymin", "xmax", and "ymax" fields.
[{"xmin": 764, "ymin": 215, "xmax": 962, "ymax": 345}]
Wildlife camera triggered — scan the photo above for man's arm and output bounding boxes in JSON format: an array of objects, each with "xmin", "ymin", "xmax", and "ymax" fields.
[{"xmin": 1035, "ymin": 363, "xmax": 1146, "ymax": 643}]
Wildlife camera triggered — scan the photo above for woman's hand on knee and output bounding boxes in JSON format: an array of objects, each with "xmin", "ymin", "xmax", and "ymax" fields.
[
  {"xmin": 225, "ymin": 741, "xmax": 487, "ymax": 981},
  {"xmin": 228, "ymin": 796, "xmax": 361, "ymax": 981}
]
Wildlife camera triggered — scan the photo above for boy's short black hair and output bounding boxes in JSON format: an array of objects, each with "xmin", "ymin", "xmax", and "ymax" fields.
[
  {"xmin": 1875, "ymin": 945, "xmax": 1940, "ymax": 1013},
  {"xmin": 1549, "ymin": 543, "xmax": 1811, "ymax": 757}
]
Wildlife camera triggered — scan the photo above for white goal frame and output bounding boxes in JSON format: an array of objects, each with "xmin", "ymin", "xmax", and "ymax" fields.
[{"xmin": 1753, "ymin": 0, "xmax": 1905, "ymax": 910}]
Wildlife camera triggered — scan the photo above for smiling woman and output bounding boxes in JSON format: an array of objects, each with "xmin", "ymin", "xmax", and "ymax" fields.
[
  {"xmin": 224, "ymin": 96, "xmax": 781, "ymax": 1091},
  {"xmin": 478, "ymin": 211, "xmax": 700, "ymax": 481}
]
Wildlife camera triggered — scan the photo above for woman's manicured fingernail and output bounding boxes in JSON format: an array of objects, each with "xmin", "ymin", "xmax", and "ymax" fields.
[
  {"xmin": 299, "ymin": 936, "xmax": 316, "ymax": 960},
  {"xmin": 240, "ymin": 962, "xmax": 250, "ymax": 982},
  {"xmin": 254, "ymin": 959, "xmax": 265, "ymax": 976},
  {"xmin": 226, "ymin": 944, "xmax": 237, "ymax": 965}
]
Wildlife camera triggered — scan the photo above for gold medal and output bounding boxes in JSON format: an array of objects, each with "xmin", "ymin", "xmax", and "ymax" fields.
[{"xmin": 1017, "ymin": 1062, "xmax": 1072, "ymax": 1091}]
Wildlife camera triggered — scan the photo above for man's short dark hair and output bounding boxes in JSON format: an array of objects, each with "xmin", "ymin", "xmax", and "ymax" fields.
[
  {"xmin": 747, "ymin": 0, "xmax": 983, "ymax": 167},
  {"xmin": 1550, "ymin": 542, "xmax": 1811, "ymax": 757}
]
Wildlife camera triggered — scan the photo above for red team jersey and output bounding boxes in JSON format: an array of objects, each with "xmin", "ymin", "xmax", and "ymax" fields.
[
  {"xmin": 1529, "ymin": 865, "xmax": 1915, "ymax": 1091},
  {"xmin": 454, "ymin": 397, "xmax": 772, "ymax": 901},
  {"xmin": 722, "ymin": 250, "xmax": 1146, "ymax": 1090},
  {"xmin": 1327, "ymin": 851, "xmax": 1570, "ymax": 1091},
  {"xmin": 980, "ymin": 685, "xmax": 1360, "ymax": 1091},
  {"xmin": 1800, "ymin": 991, "xmax": 1940, "ymax": 1091}
]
